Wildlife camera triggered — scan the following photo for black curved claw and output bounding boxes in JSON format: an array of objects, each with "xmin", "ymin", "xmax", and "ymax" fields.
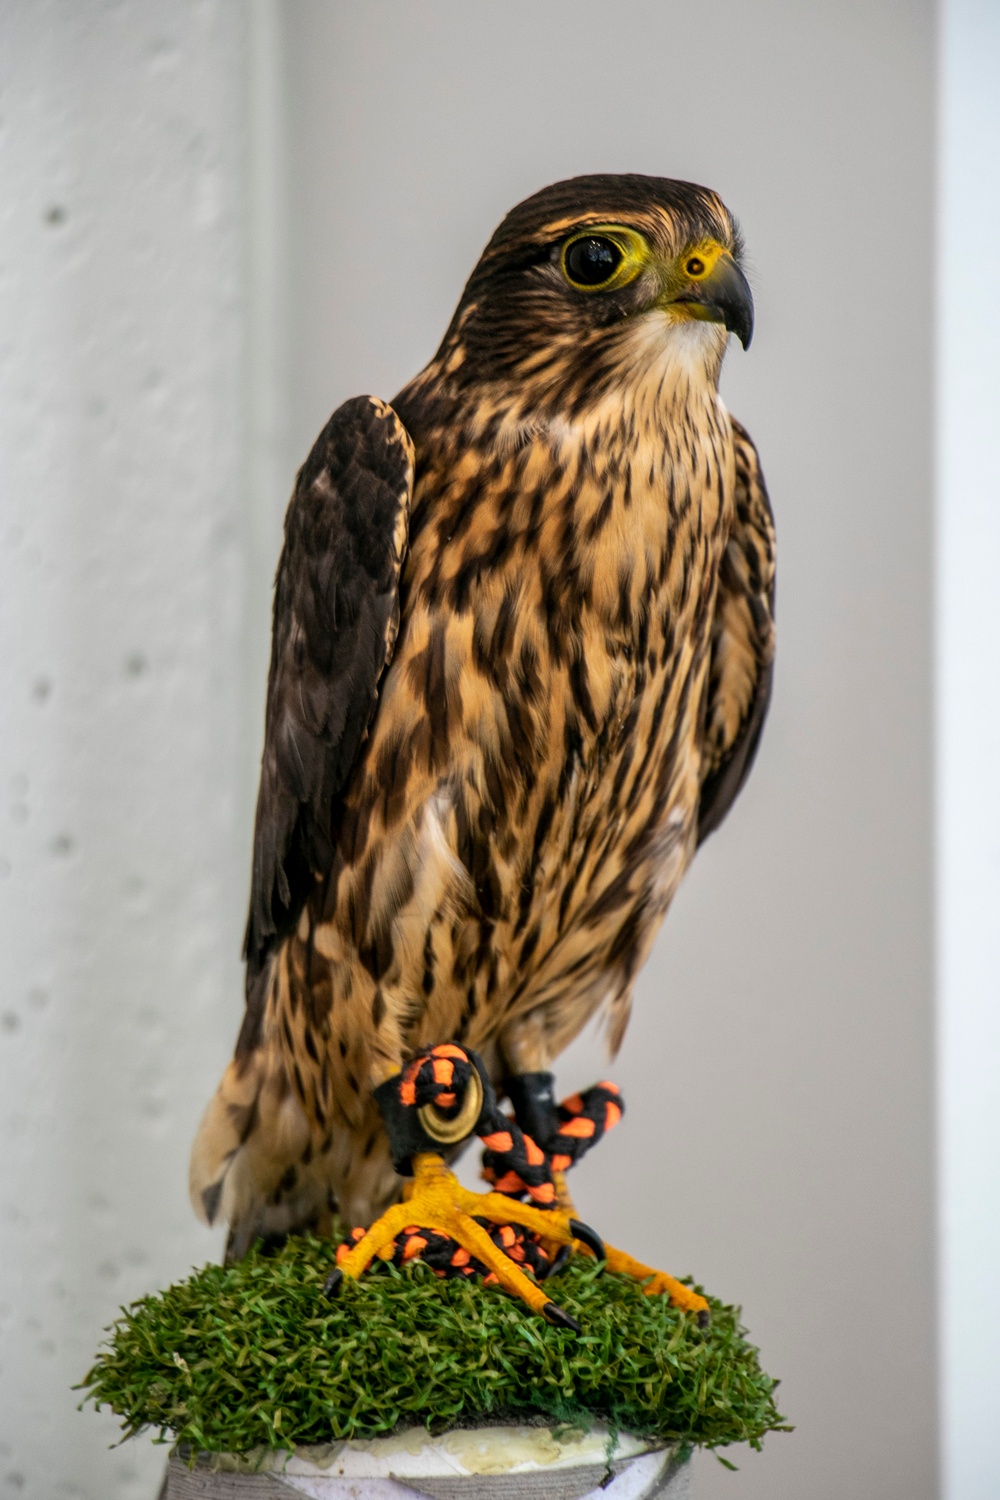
[
  {"xmin": 697, "ymin": 1307, "xmax": 711, "ymax": 1330},
  {"xmin": 542, "ymin": 1300, "xmax": 582, "ymax": 1334},
  {"xmin": 322, "ymin": 1267, "xmax": 343, "ymax": 1299},
  {"xmin": 569, "ymin": 1218, "xmax": 606, "ymax": 1262},
  {"xmin": 543, "ymin": 1244, "xmax": 573, "ymax": 1281}
]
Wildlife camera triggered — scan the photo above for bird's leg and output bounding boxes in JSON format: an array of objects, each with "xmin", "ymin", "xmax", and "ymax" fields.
[
  {"xmin": 502, "ymin": 1066, "xmax": 710, "ymax": 1324},
  {"xmin": 326, "ymin": 1045, "xmax": 603, "ymax": 1331}
]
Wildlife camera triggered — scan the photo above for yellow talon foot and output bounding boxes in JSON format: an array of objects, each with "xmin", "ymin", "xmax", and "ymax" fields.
[
  {"xmin": 331, "ymin": 1152, "xmax": 585, "ymax": 1329},
  {"xmin": 587, "ymin": 1242, "xmax": 710, "ymax": 1325}
]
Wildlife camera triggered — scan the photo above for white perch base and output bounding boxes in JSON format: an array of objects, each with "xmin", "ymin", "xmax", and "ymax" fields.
[{"xmin": 160, "ymin": 1424, "xmax": 690, "ymax": 1499}]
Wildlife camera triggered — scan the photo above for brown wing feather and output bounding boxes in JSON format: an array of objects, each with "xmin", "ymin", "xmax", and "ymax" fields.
[
  {"xmin": 697, "ymin": 416, "xmax": 776, "ymax": 843},
  {"xmin": 243, "ymin": 395, "xmax": 414, "ymax": 988}
]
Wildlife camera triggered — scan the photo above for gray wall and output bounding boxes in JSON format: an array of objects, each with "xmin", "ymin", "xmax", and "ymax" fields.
[{"xmin": 282, "ymin": 5, "xmax": 937, "ymax": 1498}]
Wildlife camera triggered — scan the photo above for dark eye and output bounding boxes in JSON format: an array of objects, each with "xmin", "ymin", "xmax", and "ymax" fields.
[
  {"xmin": 564, "ymin": 235, "xmax": 624, "ymax": 288},
  {"xmin": 685, "ymin": 256, "xmax": 706, "ymax": 277}
]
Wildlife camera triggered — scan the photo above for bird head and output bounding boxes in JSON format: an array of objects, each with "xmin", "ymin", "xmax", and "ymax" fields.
[{"xmin": 428, "ymin": 174, "xmax": 752, "ymax": 419}]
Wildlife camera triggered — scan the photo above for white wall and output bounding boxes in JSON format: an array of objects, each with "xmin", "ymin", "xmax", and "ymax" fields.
[
  {"xmin": 0, "ymin": 5, "xmax": 250, "ymax": 1497},
  {"xmin": 937, "ymin": 5, "xmax": 1000, "ymax": 1499},
  {"xmin": 282, "ymin": 5, "xmax": 937, "ymax": 1499}
]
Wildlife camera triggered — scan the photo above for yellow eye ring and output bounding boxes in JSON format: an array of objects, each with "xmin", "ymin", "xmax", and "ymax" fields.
[{"xmin": 560, "ymin": 225, "xmax": 649, "ymax": 293}]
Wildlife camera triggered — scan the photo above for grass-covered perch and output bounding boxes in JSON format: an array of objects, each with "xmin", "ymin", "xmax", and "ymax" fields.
[{"xmin": 81, "ymin": 1235, "xmax": 788, "ymax": 1458}]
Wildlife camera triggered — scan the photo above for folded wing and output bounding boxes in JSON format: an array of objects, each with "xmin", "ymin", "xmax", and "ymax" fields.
[
  {"xmin": 244, "ymin": 395, "xmax": 415, "ymax": 987},
  {"xmin": 697, "ymin": 416, "xmax": 776, "ymax": 843}
]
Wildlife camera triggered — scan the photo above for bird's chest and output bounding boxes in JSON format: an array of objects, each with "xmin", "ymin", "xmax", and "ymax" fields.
[
  {"xmin": 526, "ymin": 409, "xmax": 734, "ymax": 772},
  {"xmin": 399, "ymin": 401, "xmax": 735, "ymax": 834},
  {"xmin": 444, "ymin": 412, "xmax": 732, "ymax": 948},
  {"xmin": 342, "ymin": 405, "xmax": 734, "ymax": 1038}
]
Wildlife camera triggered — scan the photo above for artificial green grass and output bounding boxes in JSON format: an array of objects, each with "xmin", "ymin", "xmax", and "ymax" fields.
[{"xmin": 82, "ymin": 1235, "xmax": 787, "ymax": 1457}]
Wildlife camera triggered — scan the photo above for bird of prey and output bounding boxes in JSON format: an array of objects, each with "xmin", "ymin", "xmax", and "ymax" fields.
[{"xmin": 190, "ymin": 173, "xmax": 775, "ymax": 1327}]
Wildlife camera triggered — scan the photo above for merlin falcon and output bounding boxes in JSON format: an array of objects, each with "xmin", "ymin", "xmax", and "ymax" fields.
[{"xmin": 191, "ymin": 173, "xmax": 775, "ymax": 1328}]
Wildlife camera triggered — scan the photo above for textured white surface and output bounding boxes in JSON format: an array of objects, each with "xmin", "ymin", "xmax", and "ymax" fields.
[
  {"xmin": 273, "ymin": 1449, "xmax": 685, "ymax": 1500},
  {"xmin": 937, "ymin": 5, "xmax": 1000, "ymax": 1498},
  {"xmin": 0, "ymin": 4, "xmax": 250, "ymax": 1497},
  {"xmin": 163, "ymin": 1440, "xmax": 688, "ymax": 1500},
  {"xmin": 183, "ymin": 1425, "xmax": 656, "ymax": 1481}
]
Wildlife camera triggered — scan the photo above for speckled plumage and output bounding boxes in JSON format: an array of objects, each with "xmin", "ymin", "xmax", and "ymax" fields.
[{"xmin": 190, "ymin": 175, "xmax": 775, "ymax": 1254}]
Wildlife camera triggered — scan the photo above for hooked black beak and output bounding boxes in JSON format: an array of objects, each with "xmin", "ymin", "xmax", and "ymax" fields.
[{"xmin": 668, "ymin": 253, "xmax": 754, "ymax": 350}]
